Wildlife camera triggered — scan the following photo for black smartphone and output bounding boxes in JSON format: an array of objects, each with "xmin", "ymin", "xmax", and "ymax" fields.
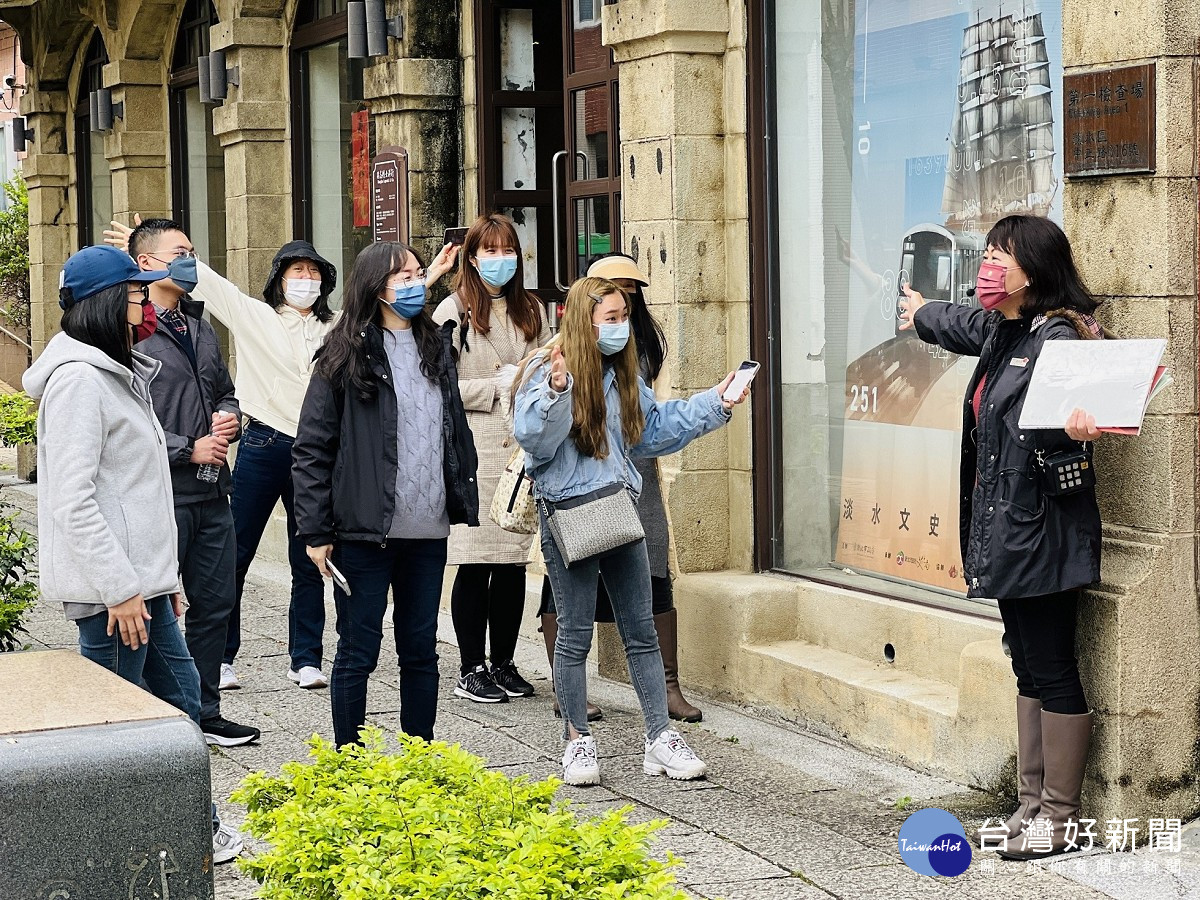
[{"xmin": 444, "ymin": 226, "xmax": 468, "ymax": 247}]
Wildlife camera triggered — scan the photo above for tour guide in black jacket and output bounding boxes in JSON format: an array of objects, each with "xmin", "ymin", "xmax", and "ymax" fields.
[
  {"xmin": 291, "ymin": 239, "xmax": 478, "ymax": 748},
  {"xmin": 130, "ymin": 217, "xmax": 261, "ymax": 748}
]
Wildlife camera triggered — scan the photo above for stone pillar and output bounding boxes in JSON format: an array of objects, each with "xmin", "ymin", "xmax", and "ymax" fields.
[
  {"xmin": 363, "ymin": 0, "xmax": 461, "ymax": 270},
  {"xmin": 211, "ymin": 16, "xmax": 290, "ymax": 295},
  {"xmin": 1062, "ymin": 0, "xmax": 1200, "ymax": 823},
  {"xmin": 104, "ymin": 58, "xmax": 170, "ymax": 224},
  {"xmin": 21, "ymin": 86, "xmax": 71, "ymax": 356},
  {"xmin": 603, "ymin": 0, "xmax": 750, "ymax": 574}
]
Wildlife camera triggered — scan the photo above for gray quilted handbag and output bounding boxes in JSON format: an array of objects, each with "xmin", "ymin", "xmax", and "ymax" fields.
[{"xmin": 540, "ymin": 483, "xmax": 645, "ymax": 567}]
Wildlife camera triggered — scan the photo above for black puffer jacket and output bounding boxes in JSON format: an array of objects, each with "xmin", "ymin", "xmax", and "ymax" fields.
[
  {"xmin": 914, "ymin": 302, "xmax": 1101, "ymax": 600},
  {"xmin": 291, "ymin": 321, "xmax": 479, "ymax": 546}
]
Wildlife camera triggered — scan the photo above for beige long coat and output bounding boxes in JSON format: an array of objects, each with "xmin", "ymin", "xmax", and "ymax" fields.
[{"xmin": 433, "ymin": 294, "xmax": 550, "ymax": 565}]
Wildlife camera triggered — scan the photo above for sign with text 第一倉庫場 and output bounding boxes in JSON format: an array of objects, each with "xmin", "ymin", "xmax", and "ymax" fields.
[
  {"xmin": 1064, "ymin": 63, "xmax": 1155, "ymax": 177},
  {"xmin": 372, "ymin": 147, "xmax": 410, "ymax": 244}
]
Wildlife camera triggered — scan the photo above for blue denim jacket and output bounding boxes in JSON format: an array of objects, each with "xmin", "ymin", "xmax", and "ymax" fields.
[{"xmin": 513, "ymin": 355, "xmax": 731, "ymax": 502}]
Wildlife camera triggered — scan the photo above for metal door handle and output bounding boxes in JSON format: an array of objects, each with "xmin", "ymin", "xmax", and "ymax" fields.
[{"xmin": 551, "ymin": 150, "xmax": 569, "ymax": 291}]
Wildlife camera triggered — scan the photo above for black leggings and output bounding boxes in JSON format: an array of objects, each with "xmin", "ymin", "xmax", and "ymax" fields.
[
  {"xmin": 998, "ymin": 590, "xmax": 1088, "ymax": 715},
  {"xmin": 451, "ymin": 564, "xmax": 527, "ymax": 675}
]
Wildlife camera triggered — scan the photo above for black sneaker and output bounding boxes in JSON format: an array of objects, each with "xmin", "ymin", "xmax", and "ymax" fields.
[
  {"xmin": 491, "ymin": 661, "xmax": 535, "ymax": 698},
  {"xmin": 454, "ymin": 665, "xmax": 509, "ymax": 703},
  {"xmin": 201, "ymin": 716, "xmax": 261, "ymax": 747}
]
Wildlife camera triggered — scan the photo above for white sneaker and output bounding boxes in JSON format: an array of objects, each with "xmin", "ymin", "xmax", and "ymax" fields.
[
  {"xmin": 287, "ymin": 666, "xmax": 329, "ymax": 689},
  {"xmin": 644, "ymin": 729, "xmax": 707, "ymax": 780},
  {"xmin": 561, "ymin": 735, "xmax": 601, "ymax": 786},
  {"xmin": 219, "ymin": 663, "xmax": 240, "ymax": 691},
  {"xmin": 212, "ymin": 822, "xmax": 244, "ymax": 864}
]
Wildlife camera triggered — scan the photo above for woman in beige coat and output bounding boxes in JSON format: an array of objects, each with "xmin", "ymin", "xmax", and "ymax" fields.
[{"xmin": 434, "ymin": 213, "xmax": 550, "ymax": 703}]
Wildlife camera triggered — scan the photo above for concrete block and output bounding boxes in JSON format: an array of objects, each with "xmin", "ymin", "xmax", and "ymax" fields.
[
  {"xmin": 612, "ymin": 54, "xmax": 725, "ymax": 139},
  {"xmin": 669, "ymin": 469, "xmax": 731, "ymax": 572},
  {"xmin": 1063, "ymin": 0, "xmax": 1200, "ymax": 66},
  {"xmin": 0, "ymin": 650, "xmax": 214, "ymax": 899},
  {"xmin": 1064, "ymin": 175, "xmax": 1195, "ymax": 299},
  {"xmin": 1094, "ymin": 412, "xmax": 1195, "ymax": 533}
]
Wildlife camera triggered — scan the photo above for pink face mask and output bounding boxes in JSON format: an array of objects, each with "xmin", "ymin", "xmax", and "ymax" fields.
[{"xmin": 975, "ymin": 261, "xmax": 1026, "ymax": 310}]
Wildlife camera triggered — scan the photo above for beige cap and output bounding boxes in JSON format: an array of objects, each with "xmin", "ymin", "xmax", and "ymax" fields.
[{"xmin": 587, "ymin": 256, "xmax": 649, "ymax": 286}]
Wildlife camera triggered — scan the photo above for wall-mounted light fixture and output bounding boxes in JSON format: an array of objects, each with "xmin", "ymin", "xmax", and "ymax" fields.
[
  {"xmin": 89, "ymin": 88, "xmax": 124, "ymax": 132},
  {"xmin": 11, "ymin": 116, "xmax": 32, "ymax": 153},
  {"xmin": 198, "ymin": 49, "xmax": 239, "ymax": 104},
  {"xmin": 348, "ymin": 0, "xmax": 404, "ymax": 59}
]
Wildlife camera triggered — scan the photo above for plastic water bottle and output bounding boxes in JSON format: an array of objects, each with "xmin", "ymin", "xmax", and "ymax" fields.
[{"xmin": 197, "ymin": 424, "xmax": 221, "ymax": 484}]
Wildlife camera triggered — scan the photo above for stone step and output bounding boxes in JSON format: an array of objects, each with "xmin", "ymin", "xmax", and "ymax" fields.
[{"xmin": 738, "ymin": 636, "xmax": 1013, "ymax": 783}]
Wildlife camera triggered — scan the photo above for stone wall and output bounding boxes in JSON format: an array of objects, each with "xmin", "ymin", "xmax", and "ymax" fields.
[{"xmin": 1062, "ymin": 0, "xmax": 1200, "ymax": 825}]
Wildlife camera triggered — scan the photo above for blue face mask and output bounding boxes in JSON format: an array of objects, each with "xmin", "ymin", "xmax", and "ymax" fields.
[
  {"xmin": 596, "ymin": 321, "xmax": 630, "ymax": 356},
  {"xmin": 477, "ymin": 255, "xmax": 518, "ymax": 288},
  {"xmin": 166, "ymin": 256, "xmax": 198, "ymax": 294},
  {"xmin": 386, "ymin": 281, "xmax": 428, "ymax": 320}
]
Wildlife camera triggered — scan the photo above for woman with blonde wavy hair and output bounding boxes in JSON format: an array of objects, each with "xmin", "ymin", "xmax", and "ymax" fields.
[{"xmin": 513, "ymin": 277, "xmax": 748, "ymax": 787}]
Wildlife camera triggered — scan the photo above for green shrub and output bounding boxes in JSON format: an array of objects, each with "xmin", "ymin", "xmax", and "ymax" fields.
[
  {"xmin": 0, "ymin": 392, "xmax": 36, "ymax": 447},
  {"xmin": 233, "ymin": 729, "xmax": 691, "ymax": 900},
  {"xmin": 0, "ymin": 506, "xmax": 36, "ymax": 652},
  {"xmin": 0, "ymin": 173, "xmax": 29, "ymax": 330}
]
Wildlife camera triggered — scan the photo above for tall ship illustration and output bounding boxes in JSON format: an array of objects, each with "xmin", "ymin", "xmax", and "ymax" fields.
[{"xmin": 834, "ymin": 4, "xmax": 1058, "ymax": 593}]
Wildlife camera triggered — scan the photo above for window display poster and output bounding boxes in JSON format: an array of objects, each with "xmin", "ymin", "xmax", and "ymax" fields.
[{"xmin": 833, "ymin": 0, "xmax": 1064, "ymax": 594}]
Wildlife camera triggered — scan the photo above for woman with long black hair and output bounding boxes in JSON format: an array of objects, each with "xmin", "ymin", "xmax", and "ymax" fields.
[
  {"xmin": 292, "ymin": 241, "xmax": 479, "ymax": 747},
  {"xmin": 899, "ymin": 214, "xmax": 1102, "ymax": 860}
]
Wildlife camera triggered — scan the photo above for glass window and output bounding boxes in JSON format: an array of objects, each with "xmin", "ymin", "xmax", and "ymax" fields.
[
  {"xmin": 571, "ymin": 86, "xmax": 610, "ymax": 180},
  {"xmin": 766, "ymin": 1, "xmax": 1064, "ymax": 600},
  {"xmin": 75, "ymin": 32, "xmax": 112, "ymax": 247},
  {"xmin": 295, "ymin": 39, "xmax": 370, "ymax": 305},
  {"xmin": 177, "ymin": 88, "xmax": 226, "ymax": 273}
]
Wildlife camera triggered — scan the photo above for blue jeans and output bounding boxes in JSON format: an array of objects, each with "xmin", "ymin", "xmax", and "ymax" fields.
[
  {"xmin": 330, "ymin": 539, "xmax": 447, "ymax": 747},
  {"xmin": 226, "ymin": 420, "xmax": 326, "ymax": 670},
  {"xmin": 539, "ymin": 512, "xmax": 670, "ymax": 742},
  {"xmin": 76, "ymin": 596, "xmax": 218, "ymax": 832}
]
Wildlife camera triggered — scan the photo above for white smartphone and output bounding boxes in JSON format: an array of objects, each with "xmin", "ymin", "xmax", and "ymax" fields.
[
  {"xmin": 723, "ymin": 360, "xmax": 760, "ymax": 403},
  {"xmin": 326, "ymin": 560, "xmax": 352, "ymax": 596}
]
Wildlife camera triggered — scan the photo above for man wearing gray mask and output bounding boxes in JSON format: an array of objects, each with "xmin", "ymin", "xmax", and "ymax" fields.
[{"xmin": 130, "ymin": 218, "xmax": 260, "ymax": 749}]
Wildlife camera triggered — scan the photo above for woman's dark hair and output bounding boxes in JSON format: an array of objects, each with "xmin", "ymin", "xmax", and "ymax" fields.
[
  {"xmin": 315, "ymin": 241, "xmax": 443, "ymax": 400},
  {"xmin": 60, "ymin": 283, "xmax": 134, "ymax": 371},
  {"xmin": 985, "ymin": 215, "xmax": 1099, "ymax": 318},
  {"xmin": 588, "ymin": 251, "xmax": 668, "ymax": 381},
  {"xmin": 267, "ymin": 257, "xmax": 336, "ymax": 324}
]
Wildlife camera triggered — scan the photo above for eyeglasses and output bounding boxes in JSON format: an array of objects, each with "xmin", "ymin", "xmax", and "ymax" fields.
[
  {"xmin": 148, "ymin": 249, "xmax": 196, "ymax": 262},
  {"xmin": 388, "ymin": 270, "xmax": 427, "ymax": 288},
  {"xmin": 127, "ymin": 284, "xmax": 151, "ymax": 304}
]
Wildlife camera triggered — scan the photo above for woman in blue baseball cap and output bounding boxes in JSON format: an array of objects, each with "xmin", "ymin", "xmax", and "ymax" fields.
[{"xmin": 22, "ymin": 244, "xmax": 244, "ymax": 865}]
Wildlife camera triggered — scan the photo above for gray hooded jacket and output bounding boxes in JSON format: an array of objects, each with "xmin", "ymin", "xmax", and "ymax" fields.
[{"xmin": 24, "ymin": 334, "xmax": 181, "ymax": 620}]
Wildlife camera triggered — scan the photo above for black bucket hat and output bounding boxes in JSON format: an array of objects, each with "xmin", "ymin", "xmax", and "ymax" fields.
[{"xmin": 263, "ymin": 240, "xmax": 338, "ymax": 301}]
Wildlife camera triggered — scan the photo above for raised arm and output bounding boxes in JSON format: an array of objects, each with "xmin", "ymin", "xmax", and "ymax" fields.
[{"xmin": 513, "ymin": 352, "xmax": 574, "ymax": 464}]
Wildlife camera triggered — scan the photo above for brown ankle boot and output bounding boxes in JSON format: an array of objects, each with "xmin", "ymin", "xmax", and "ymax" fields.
[
  {"xmin": 999, "ymin": 710, "xmax": 1091, "ymax": 860},
  {"xmin": 1003, "ymin": 696, "xmax": 1044, "ymax": 839},
  {"xmin": 654, "ymin": 609, "xmax": 702, "ymax": 723},
  {"xmin": 541, "ymin": 612, "xmax": 602, "ymax": 722}
]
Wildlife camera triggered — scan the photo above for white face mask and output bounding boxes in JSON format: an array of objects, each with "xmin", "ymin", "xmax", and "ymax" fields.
[{"xmin": 283, "ymin": 277, "xmax": 321, "ymax": 309}]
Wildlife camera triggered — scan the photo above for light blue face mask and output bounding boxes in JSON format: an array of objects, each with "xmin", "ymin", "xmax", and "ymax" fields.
[
  {"xmin": 166, "ymin": 256, "xmax": 198, "ymax": 293},
  {"xmin": 386, "ymin": 281, "xmax": 428, "ymax": 320},
  {"xmin": 596, "ymin": 321, "xmax": 630, "ymax": 356},
  {"xmin": 477, "ymin": 255, "xmax": 518, "ymax": 288}
]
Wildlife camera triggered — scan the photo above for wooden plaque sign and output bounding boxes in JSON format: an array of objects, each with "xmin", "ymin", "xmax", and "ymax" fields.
[
  {"xmin": 372, "ymin": 146, "xmax": 410, "ymax": 244},
  {"xmin": 1064, "ymin": 63, "xmax": 1155, "ymax": 177}
]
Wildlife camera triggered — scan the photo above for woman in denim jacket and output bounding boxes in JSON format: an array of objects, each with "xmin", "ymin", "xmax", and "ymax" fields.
[{"xmin": 514, "ymin": 276, "xmax": 748, "ymax": 786}]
